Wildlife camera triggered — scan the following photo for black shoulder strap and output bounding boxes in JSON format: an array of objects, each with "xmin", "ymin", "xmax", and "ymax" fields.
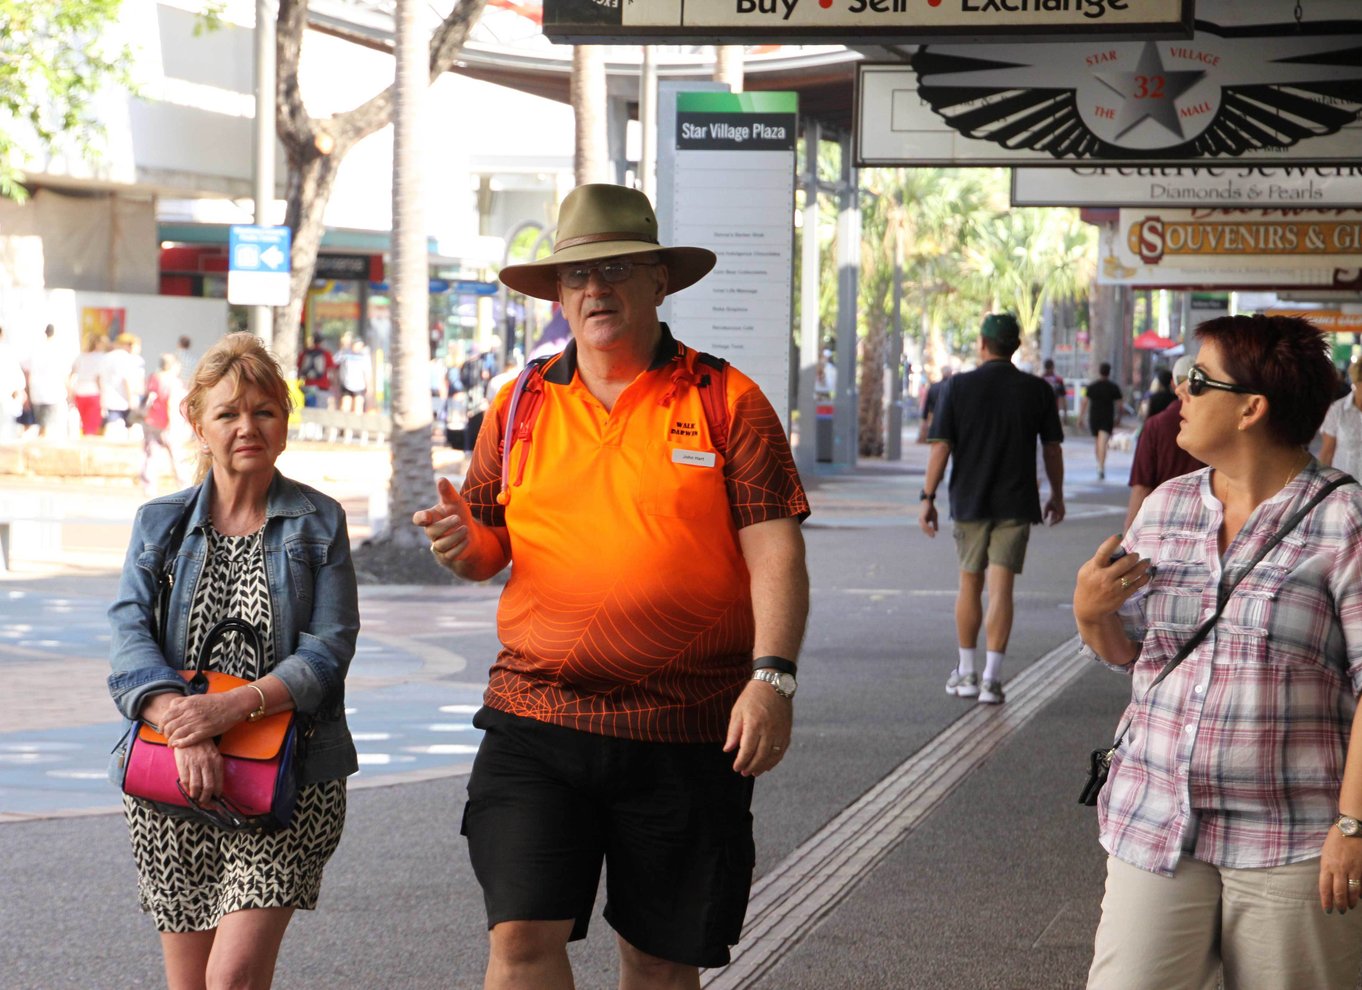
[
  {"xmin": 693, "ymin": 351, "xmax": 730, "ymax": 456},
  {"xmin": 155, "ymin": 498, "xmax": 196, "ymax": 649},
  {"xmin": 1110, "ymin": 473, "xmax": 1356, "ymax": 746}
]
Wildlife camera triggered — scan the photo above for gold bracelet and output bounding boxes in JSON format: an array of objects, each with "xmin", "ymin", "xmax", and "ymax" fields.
[{"xmin": 247, "ymin": 683, "xmax": 267, "ymax": 723}]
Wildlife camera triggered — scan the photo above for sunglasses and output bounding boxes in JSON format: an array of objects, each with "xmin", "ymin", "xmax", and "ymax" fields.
[
  {"xmin": 557, "ymin": 259, "xmax": 657, "ymax": 290},
  {"xmin": 1185, "ymin": 366, "xmax": 1258, "ymax": 397}
]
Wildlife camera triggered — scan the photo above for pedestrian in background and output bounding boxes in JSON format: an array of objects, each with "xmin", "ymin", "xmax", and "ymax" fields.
[
  {"xmin": 1143, "ymin": 367, "xmax": 1176, "ymax": 420},
  {"xmin": 1081, "ymin": 362, "xmax": 1124, "ymax": 481},
  {"xmin": 70, "ymin": 335, "xmax": 108, "ymax": 436},
  {"xmin": 22, "ymin": 324, "xmax": 70, "ymax": 438},
  {"xmin": 1075, "ymin": 314, "xmax": 1362, "ymax": 990},
  {"xmin": 102, "ymin": 333, "xmax": 143, "ymax": 438},
  {"xmin": 916, "ymin": 364, "xmax": 953, "ymax": 444},
  {"xmin": 108, "ymin": 332, "xmax": 358, "ymax": 990},
  {"xmin": 1121, "ymin": 355, "xmax": 1204, "ymax": 533},
  {"xmin": 1042, "ymin": 357, "xmax": 1068, "ymax": 423},
  {"xmin": 920, "ymin": 313, "xmax": 1065, "ymax": 706},
  {"xmin": 415, "ymin": 183, "xmax": 809, "ymax": 989},
  {"xmin": 1320, "ymin": 360, "xmax": 1362, "ymax": 480},
  {"xmin": 297, "ymin": 335, "xmax": 336, "ymax": 409},
  {"xmin": 0, "ymin": 325, "xmax": 25, "ymax": 440},
  {"xmin": 138, "ymin": 354, "xmax": 186, "ymax": 495}
]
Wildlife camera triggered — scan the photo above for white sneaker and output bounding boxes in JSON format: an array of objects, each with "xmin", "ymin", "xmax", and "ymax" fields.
[
  {"xmin": 946, "ymin": 669, "xmax": 980, "ymax": 698},
  {"xmin": 979, "ymin": 679, "xmax": 1006, "ymax": 705}
]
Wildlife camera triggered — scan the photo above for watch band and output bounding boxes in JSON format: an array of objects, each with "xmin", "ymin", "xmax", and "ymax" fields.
[
  {"xmin": 752, "ymin": 655, "xmax": 797, "ymax": 675},
  {"xmin": 919, "ymin": 489, "xmax": 936, "ymax": 502}
]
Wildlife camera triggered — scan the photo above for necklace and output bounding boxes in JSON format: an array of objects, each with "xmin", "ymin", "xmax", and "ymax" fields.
[{"xmin": 1283, "ymin": 450, "xmax": 1310, "ymax": 490}]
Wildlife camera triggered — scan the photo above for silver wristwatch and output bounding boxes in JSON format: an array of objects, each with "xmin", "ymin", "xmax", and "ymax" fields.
[
  {"xmin": 752, "ymin": 668, "xmax": 797, "ymax": 699},
  {"xmin": 1337, "ymin": 815, "xmax": 1362, "ymax": 837}
]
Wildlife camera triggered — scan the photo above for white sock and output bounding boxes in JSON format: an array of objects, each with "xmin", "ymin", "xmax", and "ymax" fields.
[
  {"xmin": 984, "ymin": 651, "xmax": 1005, "ymax": 682},
  {"xmin": 957, "ymin": 648, "xmax": 977, "ymax": 676}
]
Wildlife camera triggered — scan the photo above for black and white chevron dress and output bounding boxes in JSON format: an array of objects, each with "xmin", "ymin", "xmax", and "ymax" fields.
[{"xmin": 123, "ymin": 527, "xmax": 347, "ymax": 933}]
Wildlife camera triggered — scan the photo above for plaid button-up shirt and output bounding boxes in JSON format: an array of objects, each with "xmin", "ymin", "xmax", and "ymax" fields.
[{"xmin": 1084, "ymin": 462, "xmax": 1362, "ymax": 876}]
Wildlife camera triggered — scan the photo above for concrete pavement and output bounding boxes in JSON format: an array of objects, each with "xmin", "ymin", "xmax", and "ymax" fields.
[{"xmin": 2, "ymin": 425, "xmax": 1145, "ymax": 988}]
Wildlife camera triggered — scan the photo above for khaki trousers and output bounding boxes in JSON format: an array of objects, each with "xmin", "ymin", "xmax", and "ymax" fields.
[{"xmin": 1088, "ymin": 854, "xmax": 1362, "ymax": 990}]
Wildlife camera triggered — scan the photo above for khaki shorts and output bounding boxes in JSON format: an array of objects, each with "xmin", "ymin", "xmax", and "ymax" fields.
[{"xmin": 952, "ymin": 518, "xmax": 1031, "ymax": 574}]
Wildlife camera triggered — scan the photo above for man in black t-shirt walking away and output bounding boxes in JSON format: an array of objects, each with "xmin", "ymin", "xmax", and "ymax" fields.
[
  {"xmin": 918, "ymin": 314, "xmax": 1065, "ymax": 705},
  {"xmin": 1079, "ymin": 362, "xmax": 1123, "ymax": 481}
]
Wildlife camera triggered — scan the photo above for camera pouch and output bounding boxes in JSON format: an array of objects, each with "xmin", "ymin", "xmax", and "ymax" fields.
[{"xmin": 1078, "ymin": 746, "xmax": 1114, "ymax": 806}]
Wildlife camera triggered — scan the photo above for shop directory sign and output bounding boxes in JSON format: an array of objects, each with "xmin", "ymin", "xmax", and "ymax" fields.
[
  {"xmin": 228, "ymin": 225, "xmax": 291, "ymax": 307},
  {"xmin": 656, "ymin": 90, "xmax": 798, "ymax": 430}
]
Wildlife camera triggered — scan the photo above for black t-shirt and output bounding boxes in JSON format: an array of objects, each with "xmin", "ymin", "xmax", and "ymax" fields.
[
  {"xmin": 1084, "ymin": 378, "xmax": 1123, "ymax": 431},
  {"xmin": 929, "ymin": 360, "xmax": 1064, "ymax": 523}
]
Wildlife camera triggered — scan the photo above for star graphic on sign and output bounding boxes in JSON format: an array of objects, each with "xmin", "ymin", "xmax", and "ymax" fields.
[{"xmin": 1095, "ymin": 42, "xmax": 1206, "ymax": 142}]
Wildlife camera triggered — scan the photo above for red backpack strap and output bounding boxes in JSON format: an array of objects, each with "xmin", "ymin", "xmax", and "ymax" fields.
[
  {"xmin": 496, "ymin": 356, "xmax": 552, "ymax": 506},
  {"xmin": 693, "ymin": 351, "xmax": 730, "ymax": 456}
]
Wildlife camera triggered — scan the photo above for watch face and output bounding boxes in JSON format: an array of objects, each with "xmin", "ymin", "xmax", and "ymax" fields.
[
  {"xmin": 1340, "ymin": 816, "xmax": 1362, "ymax": 836},
  {"xmin": 775, "ymin": 673, "xmax": 797, "ymax": 698}
]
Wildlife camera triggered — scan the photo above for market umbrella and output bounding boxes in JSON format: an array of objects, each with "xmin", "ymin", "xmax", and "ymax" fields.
[{"xmin": 1133, "ymin": 329, "xmax": 1179, "ymax": 350}]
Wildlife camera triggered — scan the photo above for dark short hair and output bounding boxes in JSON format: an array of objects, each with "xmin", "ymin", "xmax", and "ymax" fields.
[
  {"xmin": 1195, "ymin": 314, "xmax": 1335, "ymax": 447},
  {"xmin": 1099, "ymin": 362, "xmax": 1112, "ymax": 377},
  {"xmin": 1043, "ymin": 358, "xmax": 1055, "ymax": 371}
]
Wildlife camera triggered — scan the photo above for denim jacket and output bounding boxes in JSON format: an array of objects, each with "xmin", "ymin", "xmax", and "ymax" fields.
[{"xmin": 108, "ymin": 471, "xmax": 360, "ymax": 785}]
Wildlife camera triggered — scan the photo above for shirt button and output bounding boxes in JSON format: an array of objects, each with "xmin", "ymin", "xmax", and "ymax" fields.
[
  {"xmin": 1184, "ymin": 724, "xmax": 1195, "ymax": 734},
  {"xmin": 1194, "ymin": 684, "xmax": 1205, "ymax": 695}
]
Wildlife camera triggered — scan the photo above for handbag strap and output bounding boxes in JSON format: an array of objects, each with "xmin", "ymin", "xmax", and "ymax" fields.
[
  {"xmin": 1109, "ymin": 472, "xmax": 1355, "ymax": 748},
  {"xmin": 191, "ymin": 616, "xmax": 267, "ymax": 684}
]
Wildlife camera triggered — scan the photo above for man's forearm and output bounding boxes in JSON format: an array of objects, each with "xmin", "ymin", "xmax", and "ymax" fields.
[
  {"xmin": 1042, "ymin": 443, "xmax": 1064, "ymax": 499},
  {"xmin": 451, "ymin": 519, "xmax": 511, "ymax": 582},
  {"xmin": 739, "ymin": 518, "xmax": 809, "ymax": 664},
  {"xmin": 923, "ymin": 441, "xmax": 951, "ymax": 496}
]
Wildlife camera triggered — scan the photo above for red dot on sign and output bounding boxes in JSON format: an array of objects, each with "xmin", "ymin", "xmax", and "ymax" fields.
[
  {"xmin": 928, "ymin": 0, "xmax": 942, "ymax": 6},
  {"xmin": 820, "ymin": 0, "xmax": 832, "ymax": 6}
]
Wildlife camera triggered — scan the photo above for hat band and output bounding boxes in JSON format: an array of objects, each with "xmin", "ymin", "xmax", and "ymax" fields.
[{"xmin": 554, "ymin": 230, "xmax": 660, "ymax": 252}]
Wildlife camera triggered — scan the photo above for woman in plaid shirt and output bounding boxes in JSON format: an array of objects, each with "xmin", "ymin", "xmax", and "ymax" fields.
[{"xmin": 1075, "ymin": 314, "xmax": 1362, "ymax": 990}]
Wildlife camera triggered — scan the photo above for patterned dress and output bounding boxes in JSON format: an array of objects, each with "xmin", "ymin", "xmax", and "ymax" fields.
[{"xmin": 123, "ymin": 527, "xmax": 346, "ymax": 933}]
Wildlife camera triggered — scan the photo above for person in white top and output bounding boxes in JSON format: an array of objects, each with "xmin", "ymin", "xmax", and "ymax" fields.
[
  {"xmin": 1320, "ymin": 360, "xmax": 1362, "ymax": 479},
  {"xmin": 70, "ymin": 336, "xmax": 108, "ymax": 435},
  {"xmin": 22, "ymin": 324, "xmax": 72, "ymax": 438}
]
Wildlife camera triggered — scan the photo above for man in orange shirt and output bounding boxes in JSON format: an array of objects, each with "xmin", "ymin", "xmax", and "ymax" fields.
[{"xmin": 414, "ymin": 183, "xmax": 810, "ymax": 990}]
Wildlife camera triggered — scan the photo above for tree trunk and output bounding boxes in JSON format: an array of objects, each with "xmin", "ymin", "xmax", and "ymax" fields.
[
  {"xmin": 270, "ymin": 0, "xmax": 487, "ymax": 375},
  {"xmin": 572, "ymin": 46, "xmax": 607, "ymax": 185}
]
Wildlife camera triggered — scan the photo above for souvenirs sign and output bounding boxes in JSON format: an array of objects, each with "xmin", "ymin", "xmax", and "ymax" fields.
[{"xmin": 1012, "ymin": 167, "xmax": 1362, "ymax": 208}]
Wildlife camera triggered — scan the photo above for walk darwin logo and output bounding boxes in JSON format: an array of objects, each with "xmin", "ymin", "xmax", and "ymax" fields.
[{"xmin": 910, "ymin": 20, "xmax": 1362, "ymax": 160}]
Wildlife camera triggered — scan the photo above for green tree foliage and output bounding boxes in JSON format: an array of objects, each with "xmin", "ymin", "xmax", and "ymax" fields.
[
  {"xmin": 852, "ymin": 168, "xmax": 1095, "ymax": 455},
  {"xmin": 0, "ymin": 0, "xmax": 134, "ymax": 200}
]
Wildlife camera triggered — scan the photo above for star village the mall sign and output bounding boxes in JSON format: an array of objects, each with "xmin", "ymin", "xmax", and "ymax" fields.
[{"xmin": 856, "ymin": 1, "xmax": 1362, "ymax": 166}]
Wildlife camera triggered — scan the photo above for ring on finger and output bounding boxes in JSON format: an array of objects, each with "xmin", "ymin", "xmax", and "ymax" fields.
[
  {"xmin": 1120, "ymin": 576, "xmax": 1130, "ymax": 590},
  {"xmin": 1350, "ymin": 878, "xmax": 1360, "ymax": 888},
  {"xmin": 429, "ymin": 542, "xmax": 439, "ymax": 555}
]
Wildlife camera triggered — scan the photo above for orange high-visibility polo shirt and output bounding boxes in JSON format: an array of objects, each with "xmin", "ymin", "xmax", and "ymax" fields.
[{"xmin": 462, "ymin": 328, "xmax": 808, "ymax": 743}]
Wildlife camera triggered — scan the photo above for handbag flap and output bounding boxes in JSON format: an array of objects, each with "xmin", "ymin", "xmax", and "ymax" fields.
[{"xmin": 137, "ymin": 670, "xmax": 293, "ymax": 759}]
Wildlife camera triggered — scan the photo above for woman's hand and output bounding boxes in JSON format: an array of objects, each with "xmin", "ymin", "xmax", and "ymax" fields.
[
  {"xmin": 1074, "ymin": 535, "xmax": 1153, "ymax": 625},
  {"xmin": 1320, "ymin": 828, "xmax": 1362, "ymax": 914},
  {"xmin": 159, "ymin": 692, "xmax": 251, "ymax": 748},
  {"xmin": 173, "ymin": 740, "xmax": 224, "ymax": 805}
]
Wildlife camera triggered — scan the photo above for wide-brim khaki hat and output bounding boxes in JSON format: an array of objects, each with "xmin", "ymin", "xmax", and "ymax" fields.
[{"xmin": 499, "ymin": 183, "xmax": 717, "ymax": 302}]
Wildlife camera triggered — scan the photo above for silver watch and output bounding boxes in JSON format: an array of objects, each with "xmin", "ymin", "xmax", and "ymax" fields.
[
  {"xmin": 1338, "ymin": 815, "xmax": 1362, "ymax": 837},
  {"xmin": 752, "ymin": 668, "xmax": 797, "ymax": 699}
]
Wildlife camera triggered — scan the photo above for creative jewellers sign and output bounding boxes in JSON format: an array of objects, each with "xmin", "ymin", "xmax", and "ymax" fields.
[
  {"xmin": 858, "ymin": 1, "xmax": 1362, "ymax": 166},
  {"xmin": 1012, "ymin": 167, "xmax": 1362, "ymax": 208},
  {"xmin": 543, "ymin": 0, "xmax": 1193, "ymax": 43}
]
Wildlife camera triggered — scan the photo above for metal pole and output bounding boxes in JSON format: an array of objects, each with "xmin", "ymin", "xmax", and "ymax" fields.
[
  {"xmin": 640, "ymin": 46, "xmax": 657, "ymax": 200},
  {"xmin": 885, "ymin": 228, "xmax": 903, "ymax": 461},
  {"xmin": 833, "ymin": 136, "xmax": 859, "ymax": 468},
  {"xmin": 250, "ymin": 0, "xmax": 277, "ymax": 348},
  {"xmin": 795, "ymin": 120, "xmax": 821, "ymax": 478}
]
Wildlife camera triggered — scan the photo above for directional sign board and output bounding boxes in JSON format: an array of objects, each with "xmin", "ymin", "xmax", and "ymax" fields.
[
  {"xmin": 228, "ymin": 225, "xmax": 291, "ymax": 307},
  {"xmin": 543, "ymin": 0, "xmax": 1194, "ymax": 44}
]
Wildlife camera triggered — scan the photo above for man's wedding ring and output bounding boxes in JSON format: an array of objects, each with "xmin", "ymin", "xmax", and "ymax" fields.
[
  {"xmin": 1350, "ymin": 878, "xmax": 1359, "ymax": 888},
  {"xmin": 1120, "ymin": 576, "xmax": 1130, "ymax": 590}
]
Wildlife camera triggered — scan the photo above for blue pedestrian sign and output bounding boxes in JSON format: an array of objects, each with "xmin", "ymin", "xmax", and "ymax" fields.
[{"xmin": 228, "ymin": 225, "xmax": 292, "ymax": 307}]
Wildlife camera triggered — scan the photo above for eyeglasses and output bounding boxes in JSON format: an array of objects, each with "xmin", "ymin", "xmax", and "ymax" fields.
[
  {"xmin": 557, "ymin": 259, "xmax": 657, "ymax": 290},
  {"xmin": 1185, "ymin": 366, "xmax": 1259, "ymax": 397}
]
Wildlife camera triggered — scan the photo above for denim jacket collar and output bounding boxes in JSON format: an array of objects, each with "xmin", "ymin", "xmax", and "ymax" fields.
[{"xmin": 183, "ymin": 470, "xmax": 318, "ymax": 534}]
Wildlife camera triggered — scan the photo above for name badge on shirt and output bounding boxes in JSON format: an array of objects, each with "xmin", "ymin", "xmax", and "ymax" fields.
[{"xmin": 672, "ymin": 448, "xmax": 717, "ymax": 468}]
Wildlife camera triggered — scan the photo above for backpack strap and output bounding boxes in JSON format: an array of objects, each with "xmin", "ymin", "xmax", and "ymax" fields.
[
  {"xmin": 496, "ymin": 356, "xmax": 552, "ymax": 507},
  {"xmin": 693, "ymin": 351, "xmax": 730, "ymax": 457}
]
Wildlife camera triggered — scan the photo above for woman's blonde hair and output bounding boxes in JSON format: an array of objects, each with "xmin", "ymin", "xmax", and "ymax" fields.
[{"xmin": 184, "ymin": 332, "xmax": 293, "ymax": 483}]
